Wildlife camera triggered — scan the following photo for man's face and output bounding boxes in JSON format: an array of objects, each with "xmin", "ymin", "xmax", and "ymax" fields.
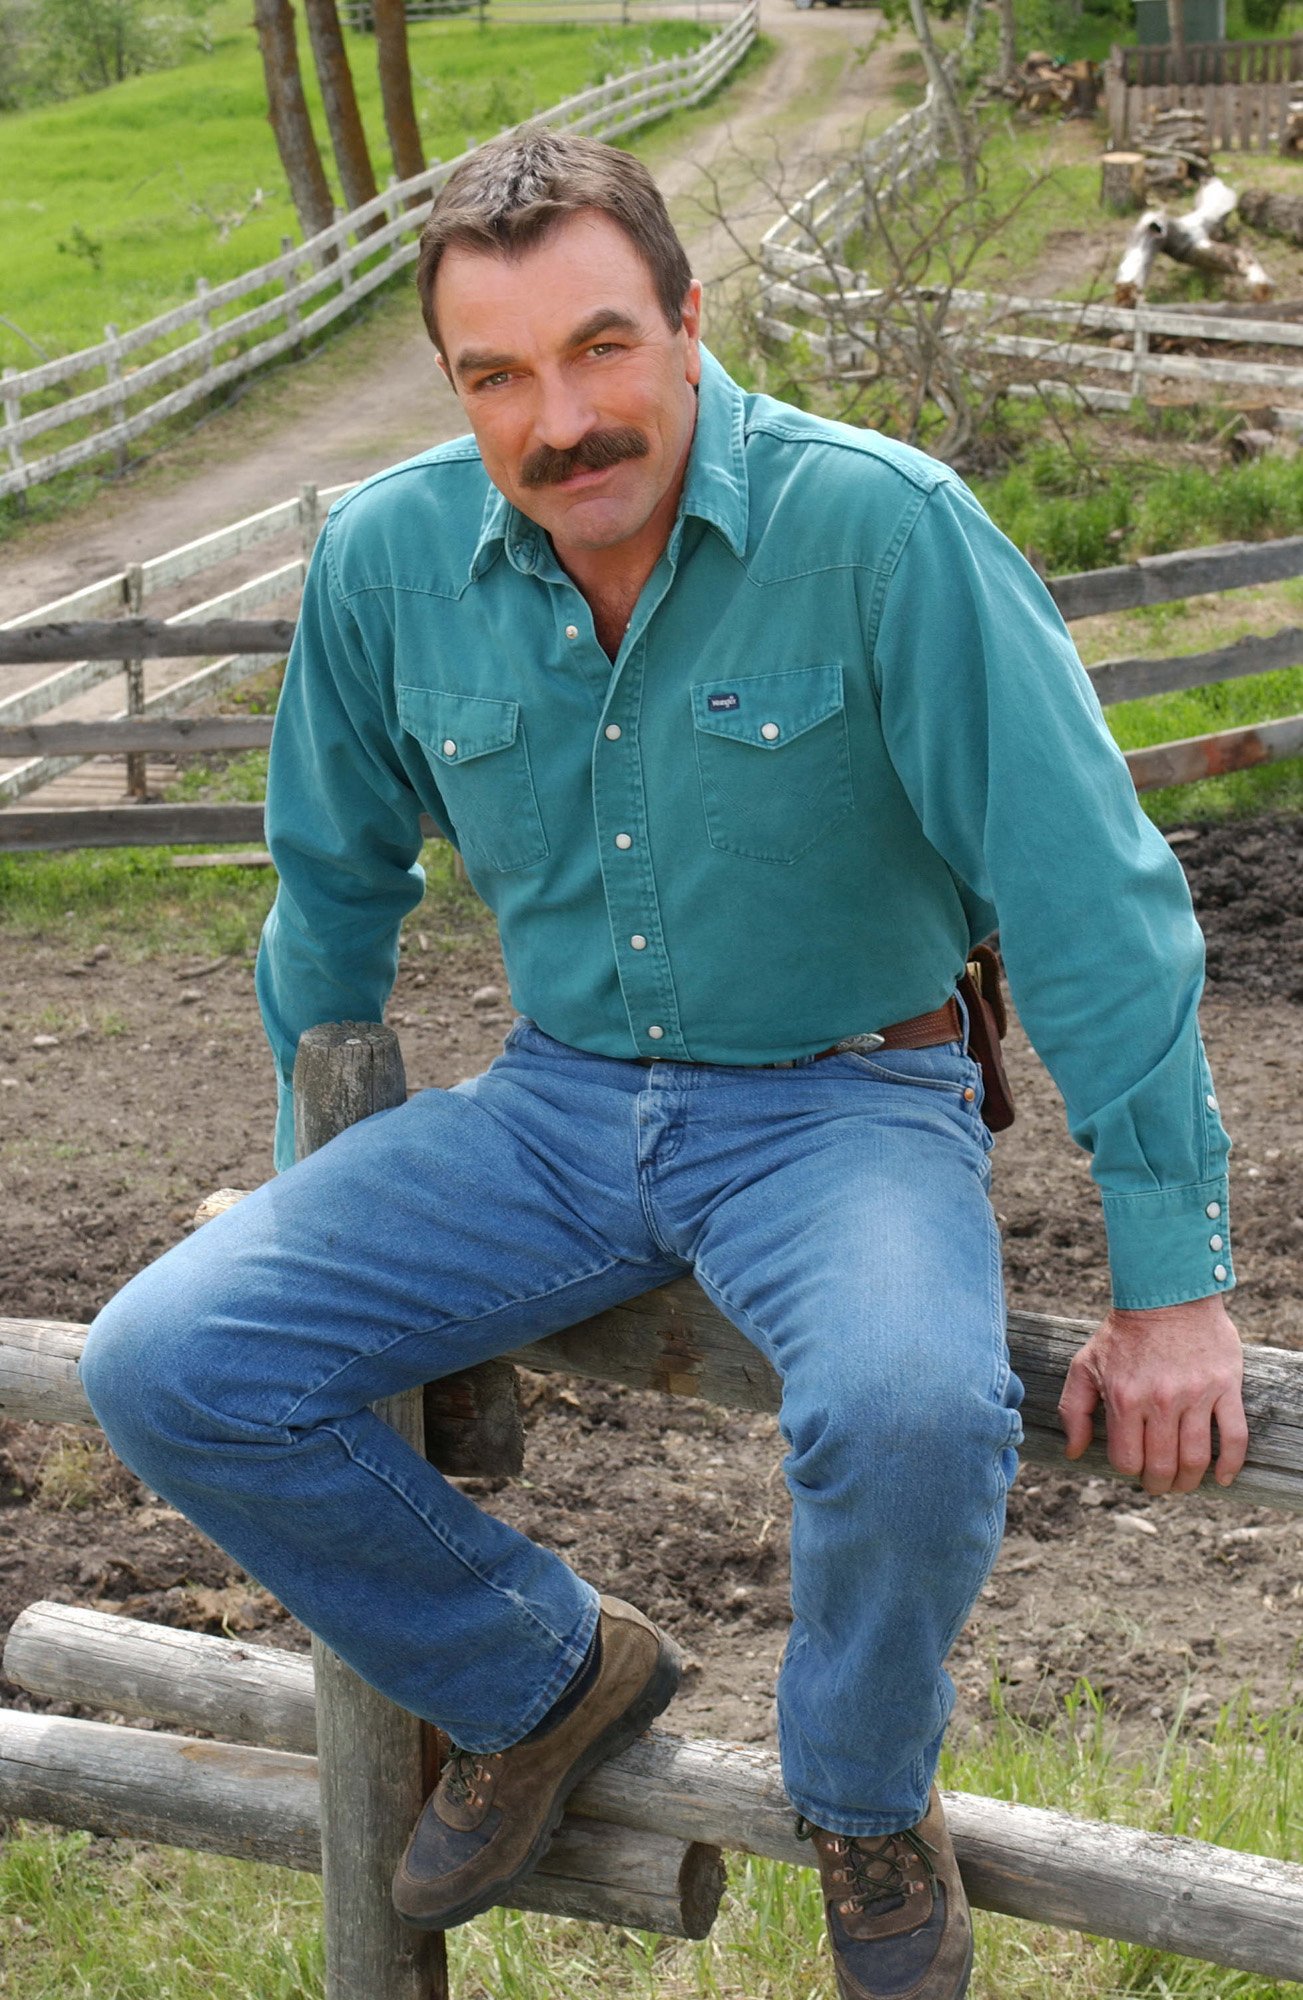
[{"xmin": 434, "ymin": 210, "xmax": 702, "ymax": 565}]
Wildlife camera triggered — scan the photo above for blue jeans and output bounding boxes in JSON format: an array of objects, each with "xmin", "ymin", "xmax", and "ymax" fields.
[{"xmin": 79, "ymin": 1016, "xmax": 1022, "ymax": 1838}]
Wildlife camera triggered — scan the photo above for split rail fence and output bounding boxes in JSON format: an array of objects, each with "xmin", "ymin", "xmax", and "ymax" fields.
[
  {"xmin": 0, "ymin": 0, "xmax": 757, "ymax": 505},
  {"xmin": 2, "ymin": 1022, "xmax": 1303, "ymax": 1998},
  {"xmin": 4, "ymin": 525, "xmax": 1303, "ymax": 850},
  {"xmin": 1105, "ymin": 35, "xmax": 1303, "ymax": 150}
]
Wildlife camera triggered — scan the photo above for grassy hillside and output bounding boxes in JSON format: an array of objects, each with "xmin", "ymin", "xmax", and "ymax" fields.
[{"xmin": 0, "ymin": 7, "xmax": 709, "ymax": 371}]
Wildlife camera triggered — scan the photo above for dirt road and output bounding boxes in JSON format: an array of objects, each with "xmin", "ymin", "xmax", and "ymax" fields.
[{"xmin": 3, "ymin": 1, "xmax": 902, "ymax": 622}]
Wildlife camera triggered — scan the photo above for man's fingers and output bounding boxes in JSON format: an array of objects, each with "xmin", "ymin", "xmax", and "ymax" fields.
[
  {"xmin": 1213, "ymin": 1386, "xmax": 1250, "ymax": 1486},
  {"xmin": 1057, "ymin": 1356, "xmax": 1100, "ymax": 1460},
  {"xmin": 1171, "ymin": 1405, "xmax": 1215, "ymax": 1495},
  {"xmin": 1103, "ymin": 1395, "xmax": 1146, "ymax": 1483}
]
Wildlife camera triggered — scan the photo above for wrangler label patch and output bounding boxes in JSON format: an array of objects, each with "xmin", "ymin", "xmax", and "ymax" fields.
[{"xmin": 707, "ymin": 692, "xmax": 740, "ymax": 711}]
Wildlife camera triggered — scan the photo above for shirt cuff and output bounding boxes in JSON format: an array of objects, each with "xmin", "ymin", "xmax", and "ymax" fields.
[{"xmin": 1101, "ymin": 1176, "xmax": 1234, "ymax": 1311}]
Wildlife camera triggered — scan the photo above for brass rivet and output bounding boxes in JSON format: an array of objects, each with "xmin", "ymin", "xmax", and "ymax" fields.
[{"xmin": 963, "ymin": 1086, "xmax": 976, "ymax": 1101}]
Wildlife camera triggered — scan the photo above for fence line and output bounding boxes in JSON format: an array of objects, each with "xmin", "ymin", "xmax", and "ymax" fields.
[
  {"xmin": 1104, "ymin": 37, "xmax": 1303, "ymax": 149},
  {"xmin": 0, "ymin": 2, "xmax": 757, "ymax": 504}
]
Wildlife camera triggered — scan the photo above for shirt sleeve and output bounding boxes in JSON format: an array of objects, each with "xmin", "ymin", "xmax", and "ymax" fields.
[
  {"xmin": 871, "ymin": 474, "xmax": 1233, "ymax": 1311},
  {"xmin": 255, "ymin": 516, "xmax": 434, "ymax": 1173}
]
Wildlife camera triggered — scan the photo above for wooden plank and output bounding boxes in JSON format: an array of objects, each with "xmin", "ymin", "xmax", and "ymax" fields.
[
  {"xmin": 0, "ymin": 1710, "xmax": 722, "ymax": 1939},
  {"xmin": 0, "ymin": 716, "xmax": 275, "ymax": 757},
  {"xmin": 0, "ymin": 802, "xmax": 442, "ymax": 851},
  {"xmin": 2, "ymin": 1707, "xmax": 1299, "ymax": 1976},
  {"xmin": 1126, "ymin": 711, "xmax": 1303, "ymax": 789},
  {"xmin": 1088, "ymin": 626, "xmax": 1303, "ymax": 705},
  {"xmin": 0, "ymin": 618, "xmax": 294, "ymax": 665},
  {"xmin": 6, "ymin": 1302, "xmax": 1302, "ymax": 1511},
  {"xmin": 1049, "ymin": 535, "xmax": 1303, "ymax": 620},
  {"xmin": 0, "ymin": 655, "xmax": 119, "ymax": 727}
]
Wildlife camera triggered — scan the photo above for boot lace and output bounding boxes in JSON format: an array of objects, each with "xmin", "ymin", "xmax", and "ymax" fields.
[
  {"xmin": 795, "ymin": 1816, "xmax": 938, "ymax": 1918},
  {"xmin": 441, "ymin": 1746, "xmax": 498, "ymax": 1812}
]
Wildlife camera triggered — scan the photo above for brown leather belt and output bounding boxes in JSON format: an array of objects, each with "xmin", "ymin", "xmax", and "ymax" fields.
[{"xmin": 632, "ymin": 996, "xmax": 963, "ymax": 1068}]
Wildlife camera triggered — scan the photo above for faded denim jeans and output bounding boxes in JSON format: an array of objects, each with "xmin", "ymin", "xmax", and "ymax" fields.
[{"xmin": 79, "ymin": 1015, "xmax": 1023, "ymax": 1837}]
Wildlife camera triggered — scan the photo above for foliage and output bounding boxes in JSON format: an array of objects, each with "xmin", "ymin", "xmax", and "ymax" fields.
[{"xmin": 0, "ymin": 0, "xmax": 218, "ymax": 110}]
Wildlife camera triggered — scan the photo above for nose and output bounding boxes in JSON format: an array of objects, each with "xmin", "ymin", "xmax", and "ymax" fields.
[{"xmin": 531, "ymin": 364, "xmax": 596, "ymax": 451}]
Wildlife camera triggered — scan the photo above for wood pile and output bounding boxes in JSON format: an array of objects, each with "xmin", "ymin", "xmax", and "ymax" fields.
[
  {"xmin": 978, "ymin": 51, "xmax": 1098, "ymax": 115},
  {"xmin": 1135, "ymin": 107, "xmax": 1214, "ymax": 192},
  {"xmin": 1281, "ymin": 97, "xmax": 1303, "ymax": 154}
]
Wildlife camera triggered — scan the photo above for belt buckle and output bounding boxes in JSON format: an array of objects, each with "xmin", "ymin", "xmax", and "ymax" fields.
[{"xmin": 833, "ymin": 1033, "xmax": 886, "ymax": 1056}]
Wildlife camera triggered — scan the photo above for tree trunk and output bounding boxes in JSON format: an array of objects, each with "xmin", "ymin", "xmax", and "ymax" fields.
[
  {"xmin": 303, "ymin": 0, "xmax": 381, "ymax": 224},
  {"xmin": 906, "ymin": 0, "xmax": 975, "ymax": 191},
  {"xmin": 1167, "ymin": 0, "xmax": 1187, "ymax": 86},
  {"xmin": 997, "ymin": 0, "xmax": 1016, "ymax": 88},
  {"xmin": 1240, "ymin": 185, "xmax": 1303, "ymax": 244},
  {"xmin": 253, "ymin": 0, "xmax": 336, "ymax": 243},
  {"xmin": 372, "ymin": 0, "xmax": 426, "ymax": 186}
]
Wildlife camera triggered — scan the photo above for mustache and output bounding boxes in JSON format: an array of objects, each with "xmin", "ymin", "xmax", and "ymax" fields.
[{"xmin": 521, "ymin": 426, "xmax": 649, "ymax": 488}]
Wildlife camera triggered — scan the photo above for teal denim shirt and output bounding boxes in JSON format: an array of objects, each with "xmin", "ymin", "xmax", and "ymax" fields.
[{"xmin": 256, "ymin": 349, "xmax": 1233, "ymax": 1310}]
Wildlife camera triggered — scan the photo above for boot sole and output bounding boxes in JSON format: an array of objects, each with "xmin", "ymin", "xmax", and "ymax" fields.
[{"xmin": 399, "ymin": 1632, "xmax": 682, "ymax": 1931}]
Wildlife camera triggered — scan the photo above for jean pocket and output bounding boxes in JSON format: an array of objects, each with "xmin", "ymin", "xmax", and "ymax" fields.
[
  {"xmin": 691, "ymin": 664, "xmax": 854, "ymax": 864},
  {"xmin": 397, "ymin": 685, "xmax": 549, "ymax": 873}
]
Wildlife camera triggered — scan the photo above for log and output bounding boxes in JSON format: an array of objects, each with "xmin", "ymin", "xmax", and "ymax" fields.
[
  {"xmin": 0, "ymin": 807, "xmax": 440, "ymax": 854},
  {"xmin": 1116, "ymin": 209, "xmax": 1166, "ymax": 305},
  {"xmin": 1, "ymin": 1702, "xmax": 1299, "ymax": 1976},
  {"xmin": 1116, "ymin": 178, "xmax": 1275, "ymax": 305},
  {"xmin": 1049, "ymin": 532, "xmax": 1303, "ymax": 620},
  {"xmin": 1100, "ymin": 150, "xmax": 1146, "ymax": 212},
  {"xmin": 0, "ymin": 618, "xmax": 295, "ymax": 664},
  {"xmin": 0, "ymin": 1709, "xmax": 723, "ymax": 1939},
  {"xmin": 291, "ymin": 1022, "xmax": 447, "ymax": 1999},
  {"xmin": 1087, "ymin": 624, "xmax": 1303, "ymax": 706},
  {"xmin": 6, "ymin": 1300, "xmax": 1303, "ymax": 1512},
  {"xmin": 1126, "ymin": 710, "xmax": 1303, "ymax": 790},
  {"xmin": 1240, "ymin": 185, "xmax": 1303, "ymax": 244}
]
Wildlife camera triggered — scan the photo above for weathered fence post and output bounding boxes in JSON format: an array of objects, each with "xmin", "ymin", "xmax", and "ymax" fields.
[
  {"xmin": 3, "ymin": 365, "xmax": 27, "ymax": 509},
  {"xmin": 294, "ymin": 1021, "xmax": 448, "ymax": 2000},
  {"xmin": 299, "ymin": 481, "xmax": 322, "ymax": 569},
  {"xmin": 104, "ymin": 326, "xmax": 128, "ymax": 476},
  {"xmin": 122, "ymin": 564, "xmax": 147, "ymax": 802}
]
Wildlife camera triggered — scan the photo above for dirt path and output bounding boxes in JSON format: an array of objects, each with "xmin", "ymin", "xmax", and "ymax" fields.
[{"xmin": 2, "ymin": 1, "xmax": 900, "ymax": 624}]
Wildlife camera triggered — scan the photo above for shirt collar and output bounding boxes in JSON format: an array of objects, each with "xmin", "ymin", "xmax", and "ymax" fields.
[{"xmin": 467, "ymin": 344, "xmax": 749, "ymax": 584}]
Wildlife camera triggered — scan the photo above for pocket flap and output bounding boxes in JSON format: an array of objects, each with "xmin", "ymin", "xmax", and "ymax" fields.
[
  {"xmin": 691, "ymin": 664, "xmax": 845, "ymax": 748},
  {"xmin": 397, "ymin": 685, "xmax": 520, "ymax": 764}
]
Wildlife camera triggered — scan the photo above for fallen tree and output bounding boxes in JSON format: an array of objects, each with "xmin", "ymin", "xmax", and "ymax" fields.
[{"xmin": 1116, "ymin": 177, "xmax": 1274, "ymax": 306}]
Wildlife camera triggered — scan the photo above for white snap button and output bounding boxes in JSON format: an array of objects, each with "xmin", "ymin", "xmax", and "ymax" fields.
[
  {"xmin": 1209, "ymin": 1234, "xmax": 1223, "ymax": 1251},
  {"xmin": 442, "ymin": 739, "xmax": 457, "ymax": 757},
  {"xmin": 1206, "ymin": 1094, "xmax": 1218, "ymax": 1110},
  {"xmin": 647, "ymin": 1024, "xmax": 664, "ymax": 1040},
  {"xmin": 630, "ymin": 934, "xmax": 647, "ymax": 951},
  {"xmin": 1206, "ymin": 1202, "xmax": 1221, "ymax": 1219},
  {"xmin": 565, "ymin": 624, "xmax": 579, "ymax": 640},
  {"xmin": 615, "ymin": 833, "xmax": 632, "ymax": 850},
  {"xmin": 760, "ymin": 722, "xmax": 780, "ymax": 742},
  {"xmin": 604, "ymin": 724, "xmax": 622, "ymax": 741},
  {"xmin": 1213, "ymin": 1264, "xmax": 1228, "ymax": 1282}
]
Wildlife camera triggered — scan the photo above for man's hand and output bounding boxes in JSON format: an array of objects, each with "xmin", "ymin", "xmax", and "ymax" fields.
[{"xmin": 1058, "ymin": 1295, "xmax": 1248, "ymax": 1496}]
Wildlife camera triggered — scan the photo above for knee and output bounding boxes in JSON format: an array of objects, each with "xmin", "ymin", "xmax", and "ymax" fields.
[
  {"xmin": 783, "ymin": 1365, "xmax": 1019, "ymax": 1510},
  {"xmin": 79, "ymin": 1253, "xmax": 204, "ymax": 1460}
]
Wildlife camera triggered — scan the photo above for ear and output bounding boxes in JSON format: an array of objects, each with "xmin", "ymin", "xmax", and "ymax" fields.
[
  {"xmin": 435, "ymin": 349, "xmax": 454, "ymax": 390},
  {"xmin": 681, "ymin": 278, "xmax": 704, "ymax": 387}
]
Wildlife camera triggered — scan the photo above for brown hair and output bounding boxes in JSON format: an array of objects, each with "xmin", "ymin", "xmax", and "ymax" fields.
[{"xmin": 416, "ymin": 125, "xmax": 692, "ymax": 355}]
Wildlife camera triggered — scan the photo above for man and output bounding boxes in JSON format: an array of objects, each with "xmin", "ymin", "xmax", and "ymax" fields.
[{"xmin": 80, "ymin": 128, "xmax": 1248, "ymax": 2000}]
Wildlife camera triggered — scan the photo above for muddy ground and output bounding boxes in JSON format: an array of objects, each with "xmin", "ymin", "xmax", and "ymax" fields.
[{"xmin": 1, "ymin": 814, "xmax": 1301, "ymax": 1759}]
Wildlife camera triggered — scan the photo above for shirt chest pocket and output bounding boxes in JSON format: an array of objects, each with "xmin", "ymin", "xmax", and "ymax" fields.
[
  {"xmin": 690, "ymin": 664, "xmax": 854, "ymax": 865},
  {"xmin": 396, "ymin": 685, "xmax": 549, "ymax": 874}
]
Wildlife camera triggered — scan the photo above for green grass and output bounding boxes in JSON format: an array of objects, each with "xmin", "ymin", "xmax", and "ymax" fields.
[
  {"xmin": 0, "ymin": 833, "xmax": 487, "ymax": 959},
  {"xmin": 1, "ymin": 1680, "xmax": 1299, "ymax": 1998},
  {"xmin": 0, "ymin": 10, "xmax": 711, "ymax": 373}
]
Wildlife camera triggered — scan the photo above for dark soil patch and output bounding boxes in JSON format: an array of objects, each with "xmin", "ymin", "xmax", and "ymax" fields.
[{"xmin": 1, "ymin": 814, "xmax": 1300, "ymax": 1760}]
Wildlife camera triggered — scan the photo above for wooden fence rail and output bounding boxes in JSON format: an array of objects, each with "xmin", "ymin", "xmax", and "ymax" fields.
[{"xmin": 0, "ymin": 2, "xmax": 757, "ymax": 504}]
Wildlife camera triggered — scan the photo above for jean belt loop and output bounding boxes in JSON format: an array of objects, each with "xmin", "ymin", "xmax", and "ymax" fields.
[{"xmin": 954, "ymin": 983, "xmax": 972, "ymax": 1058}]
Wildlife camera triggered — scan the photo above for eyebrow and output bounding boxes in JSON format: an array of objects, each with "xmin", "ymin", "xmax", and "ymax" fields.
[{"xmin": 453, "ymin": 308, "xmax": 642, "ymax": 381}]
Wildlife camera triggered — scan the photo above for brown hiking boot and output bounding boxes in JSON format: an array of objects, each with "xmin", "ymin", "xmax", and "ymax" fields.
[
  {"xmin": 800, "ymin": 1788, "xmax": 973, "ymax": 2000},
  {"xmin": 392, "ymin": 1594, "xmax": 681, "ymax": 1930}
]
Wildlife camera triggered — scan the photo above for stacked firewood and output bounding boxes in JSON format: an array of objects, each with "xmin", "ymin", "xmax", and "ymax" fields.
[
  {"xmin": 1134, "ymin": 107, "xmax": 1214, "ymax": 192},
  {"xmin": 1281, "ymin": 98, "xmax": 1303, "ymax": 155},
  {"xmin": 978, "ymin": 51, "xmax": 1098, "ymax": 116}
]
